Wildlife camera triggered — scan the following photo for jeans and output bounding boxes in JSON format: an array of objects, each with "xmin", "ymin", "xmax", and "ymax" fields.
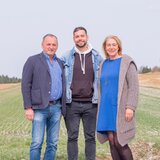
[
  {"xmin": 65, "ymin": 101, "xmax": 97, "ymax": 160},
  {"xmin": 30, "ymin": 103, "xmax": 61, "ymax": 160}
]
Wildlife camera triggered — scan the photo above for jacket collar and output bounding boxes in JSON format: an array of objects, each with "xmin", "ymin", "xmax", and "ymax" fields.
[{"xmin": 70, "ymin": 47, "xmax": 99, "ymax": 57}]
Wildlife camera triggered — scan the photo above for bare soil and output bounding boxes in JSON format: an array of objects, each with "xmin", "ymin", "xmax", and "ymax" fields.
[
  {"xmin": 96, "ymin": 141, "xmax": 160, "ymax": 160},
  {"xmin": 139, "ymin": 72, "xmax": 160, "ymax": 88},
  {"xmin": 0, "ymin": 83, "xmax": 19, "ymax": 90}
]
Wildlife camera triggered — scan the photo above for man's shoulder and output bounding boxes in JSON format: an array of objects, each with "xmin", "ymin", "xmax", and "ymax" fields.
[
  {"xmin": 92, "ymin": 49, "xmax": 101, "ymax": 56},
  {"xmin": 92, "ymin": 49, "xmax": 103, "ymax": 62},
  {"xmin": 56, "ymin": 56, "xmax": 63, "ymax": 64},
  {"xmin": 60, "ymin": 48, "xmax": 74, "ymax": 63},
  {"xmin": 63, "ymin": 48, "xmax": 74, "ymax": 57},
  {"xmin": 28, "ymin": 53, "xmax": 41, "ymax": 59},
  {"xmin": 26, "ymin": 53, "xmax": 42, "ymax": 63},
  {"xmin": 23, "ymin": 53, "xmax": 42, "ymax": 67}
]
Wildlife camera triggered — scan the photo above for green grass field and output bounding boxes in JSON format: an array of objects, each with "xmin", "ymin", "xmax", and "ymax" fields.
[{"xmin": 0, "ymin": 84, "xmax": 160, "ymax": 160}]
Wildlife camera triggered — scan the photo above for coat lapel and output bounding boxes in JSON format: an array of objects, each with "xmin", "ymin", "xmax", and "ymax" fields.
[
  {"xmin": 39, "ymin": 52, "xmax": 50, "ymax": 74},
  {"xmin": 118, "ymin": 55, "xmax": 130, "ymax": 109}
]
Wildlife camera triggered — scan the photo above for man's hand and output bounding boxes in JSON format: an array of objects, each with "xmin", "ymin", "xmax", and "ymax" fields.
[
  {"xmin": 25, "ymin": 108, "xmax": 34, "ymax": 121},
  {"xmin": 125, "ymin": 108, "xmax": 134, "ymax": 122}
]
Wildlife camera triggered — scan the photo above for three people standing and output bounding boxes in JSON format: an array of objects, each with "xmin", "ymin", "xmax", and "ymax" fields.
[{"xmin": 22, "ymin": 31, "xmax": 138, "ymax": 160}]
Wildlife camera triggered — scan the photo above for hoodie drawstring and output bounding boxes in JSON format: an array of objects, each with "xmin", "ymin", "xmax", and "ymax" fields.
[{"xmin": 79, "ymin": 53, "xmax": 86, "ymax": 74}]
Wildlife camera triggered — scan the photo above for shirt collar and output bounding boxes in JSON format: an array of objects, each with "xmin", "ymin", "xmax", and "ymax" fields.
[{"xmin": 43, "ymin": 52, "xmax": 57, "ymax": 61}]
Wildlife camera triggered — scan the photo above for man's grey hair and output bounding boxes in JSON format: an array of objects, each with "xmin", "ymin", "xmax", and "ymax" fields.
[{"xmin": 42, "ymin": 34, "xmax": 58, "ymax": 42}]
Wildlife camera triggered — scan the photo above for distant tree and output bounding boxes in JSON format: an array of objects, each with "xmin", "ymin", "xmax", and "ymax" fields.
[
  {"xmin": 139, "ymin": 66, "xmax": 144, "ymax": 73},
  {"xmin": 0, "ymin": 75, "xmax": 21, "ymax": 83},
  {"xmin": 152, "ymin": 66, "xmax": 160, "ymax": 72},
  {"xmin": 139, "ymin": 66, "xmax": 151, "ymax": 74}
]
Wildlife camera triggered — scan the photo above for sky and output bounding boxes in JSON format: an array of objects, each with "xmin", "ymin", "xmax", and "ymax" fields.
[{"xmin": 0, "ymin": 0, "xmax": 160, "ymax": 78}]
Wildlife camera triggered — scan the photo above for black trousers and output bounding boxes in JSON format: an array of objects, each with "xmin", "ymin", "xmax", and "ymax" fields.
[{"xmin": 65, "ymin": 101, "xmax": 97, "ymax": 160}]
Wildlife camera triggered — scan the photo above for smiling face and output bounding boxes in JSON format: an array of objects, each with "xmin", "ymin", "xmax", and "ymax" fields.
[
  {"xmin": 42, "ymin": 35, "xmax": 58, "ymax": 58},
  {"xmin": 105, "ymin": 38, "xmax": 119, "ymax": 59},
  {"xmin": 103, "ymin": 36, "xmax": 122, "ymax": 59},
  {"xmin": 73, "ymin": 29, "xmax": 88, "ymax": 49}
]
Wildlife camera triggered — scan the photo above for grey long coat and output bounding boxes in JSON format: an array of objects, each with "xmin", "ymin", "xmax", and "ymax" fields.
[{"xmin": 97, "ymin": 54, "xmax": 139, "ymax": 146}]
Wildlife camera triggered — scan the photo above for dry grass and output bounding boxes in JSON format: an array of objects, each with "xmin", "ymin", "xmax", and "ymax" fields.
[
  {"xmin": 139, "ymin": 72, "xmax": 160, "ymax": 88},
  {"xmin": 96, "ymin": 141, "xmax": 160, "ymax": 160},
  {"xmin": 0, "ymin": 83, "xmax": 20, "ymax": 90}
]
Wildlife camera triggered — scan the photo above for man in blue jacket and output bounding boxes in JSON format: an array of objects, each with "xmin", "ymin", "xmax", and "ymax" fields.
[
  {"xmin": 61, "ymin": 27, "xmax": 103, "ymax": 160},
  {"xmin": 21, "ymin": 34, "xmax": 66, "ymax": 160}
]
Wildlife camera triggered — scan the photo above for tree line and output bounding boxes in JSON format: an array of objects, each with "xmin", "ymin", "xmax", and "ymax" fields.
[
  {"xmin": 0, "ymin": 65, "xmax": 160, "ymax": 83},
  {"xmin": 0, "ymin": 75, "xmax": 21, "ymax": 84},
  {"xmin": 139, "ymin": 65, "xmax": 160, "ymax": 74}
]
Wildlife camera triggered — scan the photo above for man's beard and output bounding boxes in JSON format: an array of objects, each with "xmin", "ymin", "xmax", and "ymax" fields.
[{"xmin": 76, "ymin": 41, "xmax": 87, "ymax": 48}]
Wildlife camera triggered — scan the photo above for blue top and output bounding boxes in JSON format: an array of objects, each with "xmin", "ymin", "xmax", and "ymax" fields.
[
  {"xmin": 43, "ymin": 53, "xmax": 62, "ymax": 101},
  {"xmin": 97, "ymin": 57, "xmax": 122, "ymax": 132}
]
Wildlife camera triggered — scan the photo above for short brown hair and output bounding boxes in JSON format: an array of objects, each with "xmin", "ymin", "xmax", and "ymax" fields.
[{"xmin": 73, "ymin": 26, "xmax": 87, "ymax": 35}]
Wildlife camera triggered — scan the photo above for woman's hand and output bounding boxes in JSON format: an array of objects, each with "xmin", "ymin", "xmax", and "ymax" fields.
[{"xmin": 125, "ymin": 108, "xmax": 134, "ymax": 122}]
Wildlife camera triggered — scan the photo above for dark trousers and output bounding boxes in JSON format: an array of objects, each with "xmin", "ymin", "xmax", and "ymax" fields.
[{"xmin": 65, "ymin": 101, "xmax": 97, "ymax": 160}]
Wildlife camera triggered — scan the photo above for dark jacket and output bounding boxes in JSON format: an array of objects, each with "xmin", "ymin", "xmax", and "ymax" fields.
[{"xmin": 21, "ymin": 52, "xmax": 66, "ymax": 116}]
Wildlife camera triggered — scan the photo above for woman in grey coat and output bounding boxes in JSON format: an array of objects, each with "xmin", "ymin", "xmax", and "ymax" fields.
[{"xmin": 96, "ymin": 35, "xmax": 139, "ymax": 160}]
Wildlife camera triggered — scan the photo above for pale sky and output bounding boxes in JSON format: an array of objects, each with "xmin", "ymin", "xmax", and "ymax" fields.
[{"xmin": 0, "ymin": 0, "xmax": 160, "ymax": 78}]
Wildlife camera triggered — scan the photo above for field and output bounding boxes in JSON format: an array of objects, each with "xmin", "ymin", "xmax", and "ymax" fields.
[{"xmin": 0, "ymin": 73, "xmax": 160, "ymax": 160}]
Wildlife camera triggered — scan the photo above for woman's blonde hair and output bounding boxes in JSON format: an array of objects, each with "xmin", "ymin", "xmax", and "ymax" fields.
[{"xmin": 102, "ymin": 35, "xmax": 122, "ymax": 58}]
